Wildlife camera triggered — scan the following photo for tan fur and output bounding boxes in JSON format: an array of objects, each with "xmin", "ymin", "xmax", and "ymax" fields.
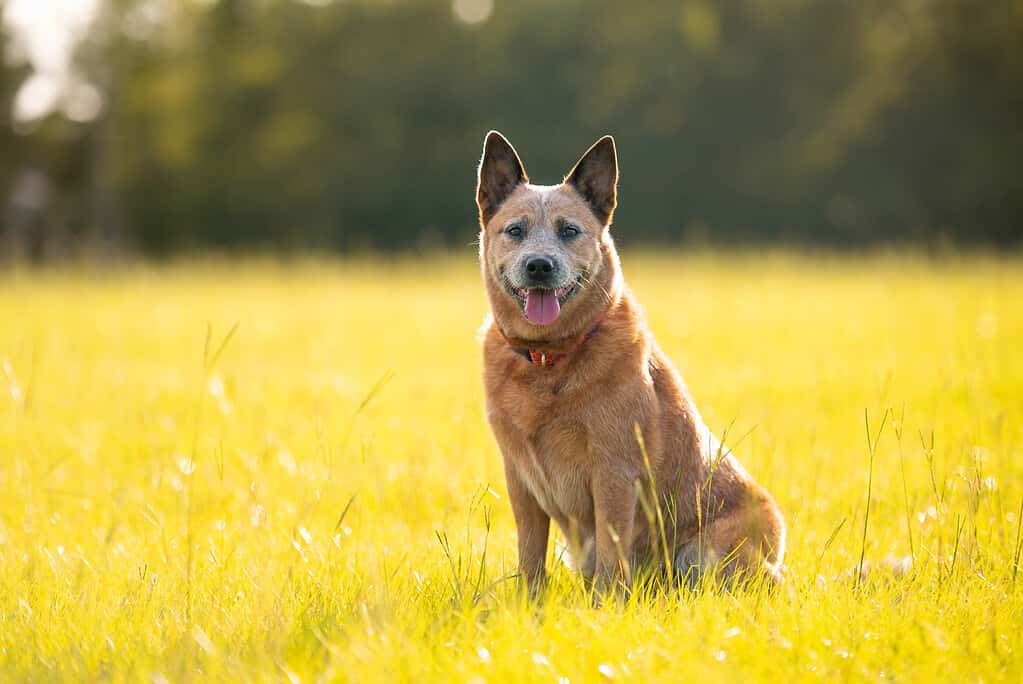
[{"xmin": 476, "ymin": 131, "xmax": 785, "ymax": 594}]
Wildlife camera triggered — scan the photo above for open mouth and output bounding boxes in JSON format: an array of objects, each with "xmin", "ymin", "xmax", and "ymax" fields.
[{"xmin": 505, "ymin": 279, "xmax": 580, "ymax": 326}]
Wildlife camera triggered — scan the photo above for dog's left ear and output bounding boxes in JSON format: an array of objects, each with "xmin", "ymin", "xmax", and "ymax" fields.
[{"xmin": 566, "ymin": 135, "xmax": 618, "ymax": 225}]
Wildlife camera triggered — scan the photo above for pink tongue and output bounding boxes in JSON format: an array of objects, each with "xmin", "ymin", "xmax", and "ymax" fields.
[{"xmin": 524, "ymin": 289, "xmax": 561, "ymax": 325}]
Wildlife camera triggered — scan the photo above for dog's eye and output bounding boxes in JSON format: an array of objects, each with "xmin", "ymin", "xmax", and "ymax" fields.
[
  {"xmin": 506, "ymin": 225, "xmax": 523, "ymax": 238},
  {"xmin": 559, "ymin": 224, "xmax": 580, "ymax": 239}
]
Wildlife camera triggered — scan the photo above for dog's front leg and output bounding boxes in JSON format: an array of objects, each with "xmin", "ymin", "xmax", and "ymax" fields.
[
  {"xmin": 592, "ymin": 470, "xmax": 638, "ymax": 596},
  {"xmin": 503, "ymin": 460, "xmax": 550, "ymax": 595}
]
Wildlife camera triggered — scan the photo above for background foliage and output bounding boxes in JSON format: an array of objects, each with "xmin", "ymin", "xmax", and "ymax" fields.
[{"xmin": 1, "ymin": 0, "xmax": 1022, "ymax": 257}]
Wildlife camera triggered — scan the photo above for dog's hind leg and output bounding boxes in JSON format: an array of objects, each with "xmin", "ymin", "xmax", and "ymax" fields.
[{"xmin": 675, "ymin": 487, "xmax": 785, "ymax": 589}]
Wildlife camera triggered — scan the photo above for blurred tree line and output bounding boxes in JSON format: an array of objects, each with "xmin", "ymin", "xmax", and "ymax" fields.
[{"xmin": 1, "ymin": 0, "xmax": 1021, "ymax": 258}]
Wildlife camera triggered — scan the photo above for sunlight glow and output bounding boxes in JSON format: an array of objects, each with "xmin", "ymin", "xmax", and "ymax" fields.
[{"xmin": 2, "ymin": 0, "xmax": 102, "ymax": 122}]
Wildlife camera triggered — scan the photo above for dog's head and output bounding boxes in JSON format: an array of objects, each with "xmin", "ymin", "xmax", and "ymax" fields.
[{"xmin": 477, "ymin": 131, "xmax": 622, "ymax": 343}]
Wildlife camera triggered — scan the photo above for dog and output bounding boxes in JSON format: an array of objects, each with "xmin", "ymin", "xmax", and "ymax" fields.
[{"xmin": 476, "ymin": 131, "xmax": 785, "ymax": 594}]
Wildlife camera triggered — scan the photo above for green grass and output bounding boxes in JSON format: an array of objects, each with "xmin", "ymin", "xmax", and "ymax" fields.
[{"xmin": 1, "ymin": 251, "xmax": 1021, "ymax": 681}]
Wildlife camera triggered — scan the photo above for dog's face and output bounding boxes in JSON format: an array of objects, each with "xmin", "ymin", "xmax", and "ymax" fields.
[{"xmin": 477, "ymin": 132, "xmax": 620, "ymax": 340}]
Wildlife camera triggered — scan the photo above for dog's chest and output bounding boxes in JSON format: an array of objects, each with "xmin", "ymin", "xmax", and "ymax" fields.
[{"xmin": 516, "ymin": 417, "xmax": 594, "ymax": 522}]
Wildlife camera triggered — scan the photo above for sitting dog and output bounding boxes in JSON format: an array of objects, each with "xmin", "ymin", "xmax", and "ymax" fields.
[{"xmin": 476, "ymin": 131, "xmax": 785, "ymax": 593}]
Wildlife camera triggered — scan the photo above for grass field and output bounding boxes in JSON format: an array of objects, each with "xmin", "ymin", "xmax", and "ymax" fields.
[{"xmin": 1, "ymin": 251, "xmax": 1022, "ymax": 682}]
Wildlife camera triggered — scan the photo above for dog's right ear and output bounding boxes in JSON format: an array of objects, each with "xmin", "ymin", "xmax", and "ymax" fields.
[{"xmin": 477, "ymin": 131, "xmax": 528, "ymax": 224}]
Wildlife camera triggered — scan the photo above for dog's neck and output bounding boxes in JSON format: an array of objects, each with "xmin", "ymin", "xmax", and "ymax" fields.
[{"xmin": 498, "ymin": 314, "xmax": 606, "ymax": 367}]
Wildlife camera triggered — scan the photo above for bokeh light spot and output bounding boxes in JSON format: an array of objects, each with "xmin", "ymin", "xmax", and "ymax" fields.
[
  {"xmin": 680, "ymin": 1, "xmax": 720, "ymax": 54},
  {"xmin": 453, "ymin": 0, "xmax": 493, "ymax": 25}
]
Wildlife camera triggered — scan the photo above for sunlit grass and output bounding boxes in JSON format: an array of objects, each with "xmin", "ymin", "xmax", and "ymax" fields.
[{"xmin": 1, "ymin": 251, "xmax": 1021, "ymax": 681}]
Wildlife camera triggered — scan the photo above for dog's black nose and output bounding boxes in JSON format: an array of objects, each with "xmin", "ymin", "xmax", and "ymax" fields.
[{"xmin": 525, "ymin": 257, "xmax": 555, "ymax": 283}]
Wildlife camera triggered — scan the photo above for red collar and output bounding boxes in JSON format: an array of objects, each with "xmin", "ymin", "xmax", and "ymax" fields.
[{"xmin": 510, "ymin": 318, "xmax": 604, "ymax": 368}]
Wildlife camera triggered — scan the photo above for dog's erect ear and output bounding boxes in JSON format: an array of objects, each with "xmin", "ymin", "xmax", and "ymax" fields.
[
  {"xmin": 477, "ymin": 131, "xmax": 528, "ymax": 224},
  {"xmin": 565, "ymin": 135, "xmax": 618, "ymax": 225}
]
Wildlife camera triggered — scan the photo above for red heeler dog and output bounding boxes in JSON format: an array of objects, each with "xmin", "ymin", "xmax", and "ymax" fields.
[{"xmin": 476, "ymin": 131, "xmax": 785, "ymax": 594}]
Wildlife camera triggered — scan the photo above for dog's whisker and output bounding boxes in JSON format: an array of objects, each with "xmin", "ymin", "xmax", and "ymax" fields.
[{"xmin": 578, "ymin": 273, "xmax": 613, "ymax": 305}]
